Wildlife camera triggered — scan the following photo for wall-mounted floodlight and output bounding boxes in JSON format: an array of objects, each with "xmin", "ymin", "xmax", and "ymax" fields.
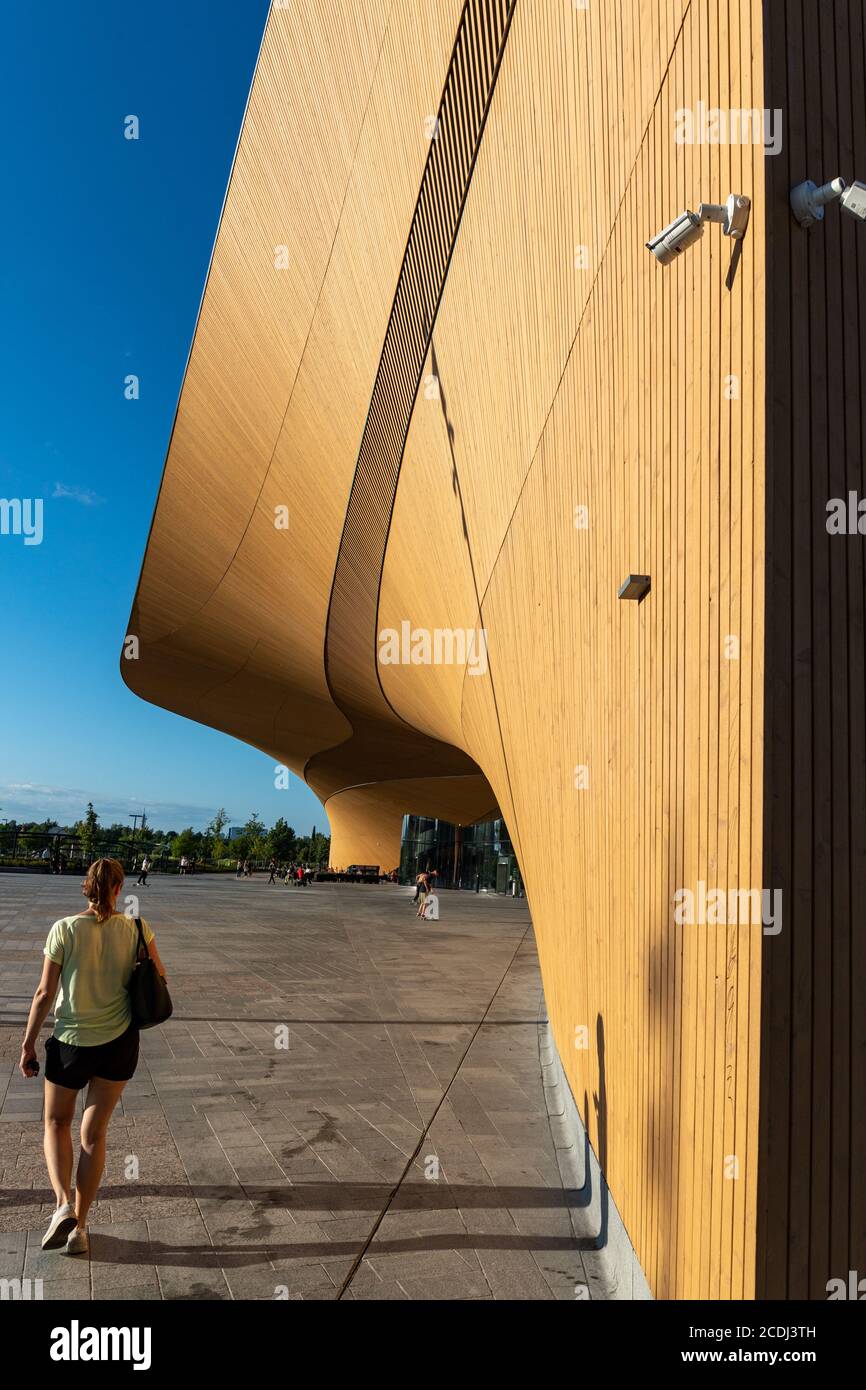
[
  {"xmin": 618, "ymin": 574, "xmax": 651, "ymax": 602},
  {"xmin": 646, "ymin": 194, "xmax": 750, "ymax": 264},
  {"xmin": 790, "ymin": 176, "xmax": 866, "ymax": 228}
]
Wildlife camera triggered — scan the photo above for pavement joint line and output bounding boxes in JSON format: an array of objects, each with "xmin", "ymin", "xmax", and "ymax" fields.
[{"xmin": 336, "ymin": 922, "xmax": 533, "ymax": 1301}]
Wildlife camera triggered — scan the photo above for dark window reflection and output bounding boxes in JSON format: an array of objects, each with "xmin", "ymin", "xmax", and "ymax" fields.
[{"xmin": 399, "ymin": 815, "xmax": 523, "ymax": 895}]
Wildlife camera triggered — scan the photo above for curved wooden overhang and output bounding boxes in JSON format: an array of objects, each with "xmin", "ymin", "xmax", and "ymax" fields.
[{"xmin": 122, "ymin": 0, "xmax": 516, "ymax": 830}]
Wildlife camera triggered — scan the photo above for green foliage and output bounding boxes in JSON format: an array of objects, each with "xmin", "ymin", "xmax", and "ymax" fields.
[
  {"xmin": 18, "ymin": 820, "xmax": 55, "ymax": 852},
  {"xmin": 239, "ymin": 813, "xmax": 266, "ymax": 863},
  {"xmin": 312, "ymin": 832, "xmax": 330, "ymax": 864},
  {"xmin": 294, "ymin": 832, "xmax": 330, "ymax": 866},
  {"xmin": 171, "ymin": 827, "xmax": 199, "ymax": 859},
  {"xmin": 266, "ymin": 818, "xmax": 295, "ymax": 861},
  {"xmin": 206, "ymin": 807, "xmax": 230, "ymax": 861},
  {"xmin": 0, "ymin": 801, "xmax": 329, "ymax": 871},
  {"xmin": 75, "ymin": 802, "xmax": 99, "ymax": 861}
]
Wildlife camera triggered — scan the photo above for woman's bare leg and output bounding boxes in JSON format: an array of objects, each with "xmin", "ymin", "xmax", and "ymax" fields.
[
  {"xmin": 74, "ymin": 1076, "xmax": 127, "ymax": 1227},
  {"xmin": 43, "ymin": 1080, "xmax": 78, "ymax": 1206}
]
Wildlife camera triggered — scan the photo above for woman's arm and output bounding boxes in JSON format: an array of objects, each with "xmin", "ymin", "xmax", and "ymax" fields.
[
  {"xmin": 19, "ymin": 957, "xmax": 61, "ymax": 1078},
  {"xmin": 147, "ymin": 936, "xmax": 168, "ymax": 982}
]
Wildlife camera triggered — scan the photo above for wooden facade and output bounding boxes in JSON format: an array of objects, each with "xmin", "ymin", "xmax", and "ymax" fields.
[{"xmin": 124, "ymin": 1, "xmax": 864, "ymax": 1297}]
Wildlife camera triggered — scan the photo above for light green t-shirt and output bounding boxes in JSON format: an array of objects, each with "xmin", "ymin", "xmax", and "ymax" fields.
[{"xmin": 44, "ymin": 913, "xmax": 155, "ymax": 1047}]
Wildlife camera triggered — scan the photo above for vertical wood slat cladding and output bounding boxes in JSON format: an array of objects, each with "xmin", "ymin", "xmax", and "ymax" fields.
[
  {"xmin": 378, "ymin": 0, "xmax": 765, "ymax": 1299},
  {"xmin": 324, "ymin": 0, "xmax": 516, "ymax": 725},
  {"xmin": 304, "ymin": 0, "xmax": 521, "ymax": 810},
  {"xmin": 758, "ymin": 0, "xmax": 866, "ymax": 1300}
]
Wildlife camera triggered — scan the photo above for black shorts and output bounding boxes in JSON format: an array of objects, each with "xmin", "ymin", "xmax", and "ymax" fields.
[{"xmin": 44, "ymin": 1024, "xmax": 140, "ymax": 1091}]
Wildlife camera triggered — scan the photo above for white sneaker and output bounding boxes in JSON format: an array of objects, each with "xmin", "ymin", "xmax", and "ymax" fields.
[
  {"xmin": 41, "ymin": 1201, "xmax": 77, "ymax": 1250},
  {"xmin": 65, "ymin": 1226, "xmax": 89, "ymax": 1255}
]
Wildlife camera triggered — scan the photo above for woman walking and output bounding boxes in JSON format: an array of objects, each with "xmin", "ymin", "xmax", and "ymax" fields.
[{"xmin": 19, "ymin": 858, "xmax": 167, "ymax": 1255}]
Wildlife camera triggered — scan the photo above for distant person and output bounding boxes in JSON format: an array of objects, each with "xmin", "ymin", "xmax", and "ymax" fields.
[
  {"xmin": 19, "ymin": 857, "xmax": 167, "ymax": 1256},
  {"xmin": 136, "ymin": 857, "xmax": 150, "ymax": 887},
  {"xmin": 235, "ymin": 859, "xmax": 243, "ymax": 879},
  {"xmin": 415, "ymin": 873, "xmax": 430, "ymax": 918},
  {"xmin": 267, "ymin": 859, "xmax": 277, "ymax": 885},
  {"xmin": 179, "ymin": 856, "xmax": 188, "ymax": 877}
]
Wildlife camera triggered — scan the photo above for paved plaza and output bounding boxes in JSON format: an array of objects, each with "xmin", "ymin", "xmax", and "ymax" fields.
[{"xmin": 0, "ymin": 874, "xmax": 594, "ymax": 1300}]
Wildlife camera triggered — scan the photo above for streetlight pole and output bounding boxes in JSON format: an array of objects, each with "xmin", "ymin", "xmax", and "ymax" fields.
[{"xmin": 128, "ymin": 812, "xmax": 144, "ymax": 870}]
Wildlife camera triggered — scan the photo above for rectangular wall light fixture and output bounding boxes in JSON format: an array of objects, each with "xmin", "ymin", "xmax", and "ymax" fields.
[{"xmin": 618, "ymin": 574, "xmax": 651, "ymax": 602}]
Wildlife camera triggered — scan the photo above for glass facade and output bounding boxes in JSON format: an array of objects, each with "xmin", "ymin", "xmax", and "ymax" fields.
[{"xmin": 399, "ymin": 815, "xmax": 523, "ymax": 894}]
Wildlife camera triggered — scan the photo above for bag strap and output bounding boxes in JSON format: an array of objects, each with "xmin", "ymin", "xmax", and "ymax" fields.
[{"xmin": 134, "ymin": 917, "xmax": 148, "ymax": 962}]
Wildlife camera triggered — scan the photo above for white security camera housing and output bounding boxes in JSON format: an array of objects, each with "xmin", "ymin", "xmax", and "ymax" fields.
[
  {"xmin": 645, "ymin": 210, "xmax": 704, "ymax": 265},
  {"xmin": 647, "ymin": 195, "xmax": 751, "ymax": 265},
  {"xmin": 840, "ymin": 180, "xmax": 866, "ymax": 222},
  {"xmin": 724, "ymin": 193, "xmax": 752, "ymax": 238}
]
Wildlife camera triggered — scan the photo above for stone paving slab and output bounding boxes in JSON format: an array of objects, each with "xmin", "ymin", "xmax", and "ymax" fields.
[{"xmin": 0, "ymin": 873, "xmax": 593, "ymax": 1300}]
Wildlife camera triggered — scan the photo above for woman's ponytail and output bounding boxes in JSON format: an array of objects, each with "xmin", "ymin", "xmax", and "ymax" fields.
[{"xmin": 82, "ymin": 858, "xmax": 124, "ymax": 922}]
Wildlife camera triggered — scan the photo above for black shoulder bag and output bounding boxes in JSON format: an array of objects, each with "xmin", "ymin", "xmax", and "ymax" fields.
[{"xmin": 129, "ymin": 917, "xmax": 173, "ymax": 1029}]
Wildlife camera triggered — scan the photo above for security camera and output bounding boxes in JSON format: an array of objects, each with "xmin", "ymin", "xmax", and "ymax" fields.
[
  {"xmin": 646, "ymin": 194, "xmax": 751, "ymax": 265},
  {"xmin": 840, "ymin": 180, "xmax": 866, "ymax": 222},
  {"xmin": 645, "ymin": 210, "xmax": 704, "ymax": 265},
  {"xmin": 700, "ymin": 193, "xmax": 752, "ymax": 239},
  {"xmin": 790, "ymin": 176, "xmax": 846, "ymax": 227},
  {"xmin": 788, "ymin": 175, "xmax": 866, "ymax": 227}
]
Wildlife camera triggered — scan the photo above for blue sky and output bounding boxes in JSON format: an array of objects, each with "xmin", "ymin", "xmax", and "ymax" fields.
[{"xmin": 0, "ymin": 0, "xmax": 328, "ymax": 836}]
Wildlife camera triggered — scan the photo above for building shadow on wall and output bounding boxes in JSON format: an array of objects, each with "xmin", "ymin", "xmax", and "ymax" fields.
[
  {"xmin": 575, "ymin": 1014, "xmax": 608, "ymax": 1250},
  {"xmin": 725, "ymin": 236, "xmax": 744, "ymax": 291},
  {"xmin": 644, "ymin": 894, "xmax": 678, "ymax": 1298}
]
